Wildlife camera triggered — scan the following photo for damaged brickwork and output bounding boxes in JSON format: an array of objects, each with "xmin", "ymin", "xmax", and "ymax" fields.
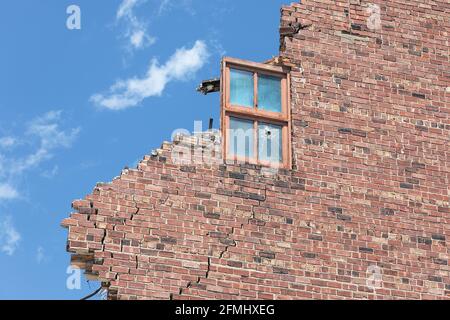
[{"xmin": 62, "ymin": 0, "xmax": 449, "ymax": 300}]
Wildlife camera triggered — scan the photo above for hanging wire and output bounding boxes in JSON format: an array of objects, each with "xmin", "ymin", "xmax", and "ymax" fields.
[{"xmin": 80, "ymin": 286, "xmax": 103, "ymax": 300}]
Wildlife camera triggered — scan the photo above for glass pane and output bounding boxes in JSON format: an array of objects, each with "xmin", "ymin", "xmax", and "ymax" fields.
[
  {"xmin": 228, "ymin": 117, "xmax": 254, "ymax": 159},
  {"xmin": 258, "ymin": 123, "xmax": 282, "ymax": 163},
  {"xmin": 258, "ymin": 74, "xmax": 281, "ymax": 113},
  {"xmin": 230, "ymin": 69, "xmax": 254, "ymax": 108}
]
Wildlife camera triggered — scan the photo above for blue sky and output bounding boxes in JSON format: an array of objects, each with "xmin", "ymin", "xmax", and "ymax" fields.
[{"xmin": 0, "ymin": 0, "xmax": 287, "ymax": 299}]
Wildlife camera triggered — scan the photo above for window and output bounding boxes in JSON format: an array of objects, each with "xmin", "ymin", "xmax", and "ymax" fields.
[
  {"xmin": 229, "ymin": 117, "xmax": 254, "ymax": 159},
  {"xmin": 221, "ymin": 57, "xmax": 291, "ymax": 169},
  {"xmin": 230, "ymin": 69, "xmax": 254, "ymax": 108}
]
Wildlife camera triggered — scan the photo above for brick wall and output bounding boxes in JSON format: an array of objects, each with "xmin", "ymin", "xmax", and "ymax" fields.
[{"xmin": 62, "ymin": 0, "xmax": 450, "ymax": 300}]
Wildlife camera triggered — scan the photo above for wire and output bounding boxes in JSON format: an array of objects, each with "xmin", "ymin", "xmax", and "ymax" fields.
[{"xmin": 80, "ymin": 286, "xmax": 103, "ymax": 300}]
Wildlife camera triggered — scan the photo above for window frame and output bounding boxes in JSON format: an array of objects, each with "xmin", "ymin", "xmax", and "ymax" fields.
[{"xmin": 221, "ymin": 57, "xmax": 292, "ymax": 169}]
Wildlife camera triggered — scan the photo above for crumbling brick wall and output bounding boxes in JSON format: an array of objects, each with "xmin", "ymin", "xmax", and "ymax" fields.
[{"xmin": 62, "ymin": 0, "xmax": 450, "ymax": 300}]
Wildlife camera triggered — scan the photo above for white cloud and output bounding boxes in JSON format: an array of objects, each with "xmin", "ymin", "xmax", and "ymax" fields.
[
  {"xmin": 91, "ymin": 40, "xmax": 209, "ymax": 110},
  {"xmin": 27, "ymin": 111, "xmax": 79, "ymax": 149},
  {"xmin": 158, "ymin": 0, "xmax": 171, "ymax": 15},
  {"xmin": 0, "ymin": 137, "xmax": 16, "ymax": 149},
  {"xmin": 117, "ymin": 0, "xmax": 140, "ymax": 19},
  {"xmin": 41, "ymin": 165, "xmax": 59, "ymax": 179},
  {"xmin": 0, "ymin": 112, "xmax": 78, "ymax": 255},
  {"xmin": 0, "ymin": 184, "xmax": 19, "ymax": 200},
  {"xmin": 10, "ymin": 111, "xmax": 80, "ymax": 175},
  {"xmin": 130, "ymin": 29, "xmax": 155, "ymax": 49},
  {"xmin": 130, "ymin": 29, "xmax": 145, "ymax": 47},
  {"xmin": 157, "ymin": 0, "xmax": 195, "ymax": 16},
  {"xmin": 0, "ymin": 216, "xmax": 21, "ymax": 256},
  {"xmin": 117, "ymin": 0, "xmax": 155, "ymax": 50},
  {"xmin": 0, "ymin": 111, "xmax": 80, "ymax": 200}
]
